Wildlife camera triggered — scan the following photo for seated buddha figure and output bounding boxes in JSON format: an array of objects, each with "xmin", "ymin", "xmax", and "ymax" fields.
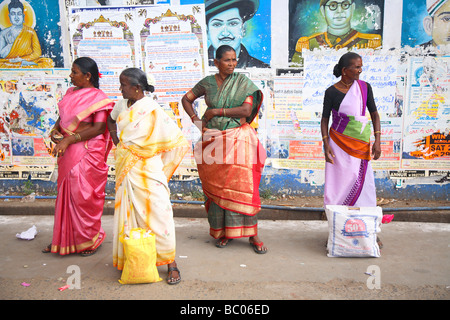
[{"xmin": 0, "ymin": 0, "xmax": 54, "ymax": 68}]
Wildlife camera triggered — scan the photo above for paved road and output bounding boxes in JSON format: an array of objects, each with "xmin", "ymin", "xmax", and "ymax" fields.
[{"xmin": 1, "ymin": 214, "xmax": 449, "ymax": 307}]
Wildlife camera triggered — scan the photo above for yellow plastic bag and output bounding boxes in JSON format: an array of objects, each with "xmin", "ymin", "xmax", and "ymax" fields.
[{"xmin": 119, "ymin": 228, "xmax": 162, "ymax": 284}]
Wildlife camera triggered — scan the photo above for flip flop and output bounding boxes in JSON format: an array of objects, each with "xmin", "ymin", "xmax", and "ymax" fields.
[
  {"xmin": 250, "ymin": 241, "xmax": 267, "ymax": 254},
  {"xmin": 215, "ymin": 238, "xmax": 232, "ymax": 248},
  {"xmin": 80, "ymin": 245, "xmax": 101, "ymax": 257},
  {"xmin": 42, "ymin": 244, "xmax": 52, "ymax": 253},
  {"xmin": 167, "ymin": 267, "xmax": 181, "ymax": 285}
]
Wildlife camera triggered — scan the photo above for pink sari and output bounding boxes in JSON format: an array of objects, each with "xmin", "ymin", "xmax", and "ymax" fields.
[{"xmin": 51, "ymin": 87, "xmax": 114, "ymax": 255}]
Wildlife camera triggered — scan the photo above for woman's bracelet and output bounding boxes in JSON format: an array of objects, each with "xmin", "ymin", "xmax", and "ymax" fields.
[
  {"xmin": 110, "ymin": 130, "xmax": 117, "ymax": 133},
  {"xmin": 190, "ymin": 113, "xmax": 197, "ymax": 122},
  {"xmin": 374, "ymin": 131, "xmax": 381, "ymax": 135},
  {"xmin": 322, "ymin": 135, "xmax": 328, "ymax": 140},
  {"xmin": 74, "ymin": 133, "xmax": 81, "ymax": 142},
  {"xmin": 223, "ymin": 108, "xmax": 226, "ymax": 117}
]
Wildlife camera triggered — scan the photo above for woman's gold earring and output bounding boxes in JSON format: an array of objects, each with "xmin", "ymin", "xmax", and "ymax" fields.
[{"xmin": 136, "ymin": 90, "xmax": 139, "ymax": 93}]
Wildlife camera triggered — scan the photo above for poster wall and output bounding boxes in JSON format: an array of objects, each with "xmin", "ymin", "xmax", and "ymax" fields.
[{"xmin": 0, "ymin": 0, "xmax": 448, "ymax": 182}]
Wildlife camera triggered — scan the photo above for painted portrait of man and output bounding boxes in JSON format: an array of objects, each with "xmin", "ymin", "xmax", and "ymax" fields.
[
  {"xmin": 422, "ymin": 0, "xmax": 449, "ymax": 48},
  {"xmin": 0, "ymin": 0, "xmax": 62, "ymax": 68},
  {"xmin": 289, "ymin": 0, "xmax": 384, "ymax": 66},
  {"xmin": 402, "ymin": 0, "xmax": 449, "ymax": 49},
  {"xmin": 206, "ymin": 0, "xmax": 270, "ymax": 68}
]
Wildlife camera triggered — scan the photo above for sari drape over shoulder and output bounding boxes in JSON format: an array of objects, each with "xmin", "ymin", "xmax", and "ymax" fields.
[
  {"xmin": 193, "ymin": 72, "xmax": 266, "ymax": 239},
  {"xmin": 51, "ymin": 87, "xmax": 114, "ymax": 255},
  {"xmin": 324, "ymin": 80, "xmax": 376, "ymax": 207},
  {"xmin": 112, "ymin": 97, "xmax": 189, "ymax": 270}
]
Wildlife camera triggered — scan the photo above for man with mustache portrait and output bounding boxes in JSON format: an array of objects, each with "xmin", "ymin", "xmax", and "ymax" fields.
[
  {"xmin": 291, "ymin": 0, "xmax": 382, "ymax": 66},
  {"xmin": 206, "ymin": 0, "xmax": 269, "ymax": 68}
]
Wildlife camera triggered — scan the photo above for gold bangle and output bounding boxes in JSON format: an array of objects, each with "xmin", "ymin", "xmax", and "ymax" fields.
[
  {"xmin": 374, "ymin": 131, "xmax": 381, "ymax": 135},
  {"xmin": 322, "ymin": 135, "xmax": 328, "ymax": 140},
  {"xmin": 74, "ymin": 133, "xmax": 81, "ymax": 142},
  {"xmin": 109, "ymin": 130, "xmax": 117, "ymax": 133},
  {"xmin": 223, "ymin": 108, "xmax": 226, "ymax": 117}
]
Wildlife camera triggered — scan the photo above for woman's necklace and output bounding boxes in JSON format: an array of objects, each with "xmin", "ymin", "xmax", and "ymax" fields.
[{"xmin": 340, "ymin": 79, "xmax": 353, "ymax": 88}]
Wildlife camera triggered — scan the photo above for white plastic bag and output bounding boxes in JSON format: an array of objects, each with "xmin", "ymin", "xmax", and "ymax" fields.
[
  {"xmin": 16, "ymin": 225, "xmax": 38, "ymax": 240},
  {"xmin": 325, "ymin": 205, "xmax": 382, "ymax": 258}
]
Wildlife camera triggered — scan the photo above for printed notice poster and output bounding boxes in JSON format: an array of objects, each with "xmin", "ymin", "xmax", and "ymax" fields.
[
  {"xmin": 402, "ymin": 56, "xmax": 450, "ymax": 169},
  {"xmin": 68, "ymin": 4, "xmax": 208, "ymax": 175},
  {"xmin": 69, "ymin": 7, "xmax": 138, "ymax": 100}
]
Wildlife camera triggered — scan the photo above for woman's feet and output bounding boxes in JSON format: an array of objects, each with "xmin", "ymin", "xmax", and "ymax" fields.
[
  {"xmin": 215, "ymin": 237, "xmax": 233, "ymax": 248},
  {"xmin": 42, "ymin": 244, "xmax": 101, "ymax": 256},
  {"xmin": 42, "ymin": 244, "xmax": 52, "ymax": 253},
  {"xmin": 249, "ymin": 236, "xmax": 268, "ymax": 254},
  {"xmin": 167, "ymin": 261, "xmax": 181, "ymax": 285},
  {"xmin": 80, "ymin": 245, "xmax": 101, "ymax": 257},
  {"xmin": 214, "ymin": 236, "xmax": 268, "ymax": 254}
]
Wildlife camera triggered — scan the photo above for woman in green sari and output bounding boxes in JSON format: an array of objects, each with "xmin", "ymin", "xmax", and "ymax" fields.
[{"xmin": 181, "ymin": 45, "xmax": 267, "ymax": 254}]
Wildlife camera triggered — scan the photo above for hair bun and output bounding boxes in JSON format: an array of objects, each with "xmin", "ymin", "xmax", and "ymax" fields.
[{"xmin": 333, "ymin": 64, "xmax": 341, "ymax": 78}]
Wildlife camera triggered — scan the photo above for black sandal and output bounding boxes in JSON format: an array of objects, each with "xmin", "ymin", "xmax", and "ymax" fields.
[
  {"xmin": 42, "ymin": 244, "xmax": 52, "ymax": 253},
  {"xmin": 215, "ymin": 237, "xmax": 232, "ymax": 248},
  {"xmin": 167, "ymin": 267, "xmax": 181, "ymax": 285},
  {"xmin": 80, "ymin": 245, "xmax": 101, "ymax": 257}
]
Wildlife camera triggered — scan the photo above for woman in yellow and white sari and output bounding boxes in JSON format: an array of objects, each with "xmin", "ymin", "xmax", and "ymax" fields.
[{"xmin": 108, "ymin": 68, "xmax": 189, "ymax": 285}]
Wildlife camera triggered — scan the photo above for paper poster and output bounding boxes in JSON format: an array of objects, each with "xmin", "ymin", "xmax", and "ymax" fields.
[{"xmin": 402, "ymin": 56, "xmax": 450, "ymax": 169}]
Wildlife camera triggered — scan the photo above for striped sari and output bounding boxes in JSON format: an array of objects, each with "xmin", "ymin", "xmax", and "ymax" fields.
[
  {"xmin": 324, "ymin": 80, "xmax": 376, "ymax": 207},
  {"xmin": 112, "ymin": 97, "xmax": 189, "ymax": 270},
  {"xmin": 189, "ymin": 72, "xmax": 266, "ymax": 239}
]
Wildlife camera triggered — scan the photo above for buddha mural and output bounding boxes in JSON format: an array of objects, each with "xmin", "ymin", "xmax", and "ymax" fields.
[{"xmin": 0, "ymin": 0, "xmax": 54, "ymax": 68}]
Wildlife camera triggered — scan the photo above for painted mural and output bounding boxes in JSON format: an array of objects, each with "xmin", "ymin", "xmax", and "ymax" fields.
[
  {"xmin": 0, "ymin": 0, "xmax": 63, "ymax": 68},
  {"xmin": 289, "ymin": 0, "xmax": 384, "ymax": 66},
  {"xmin": 401, "ymin": 0, "xmax": 450, "ymax": 49},
  {"xmin": 205, "ymin": 0, "xmax": 271, "ymax": 68}
]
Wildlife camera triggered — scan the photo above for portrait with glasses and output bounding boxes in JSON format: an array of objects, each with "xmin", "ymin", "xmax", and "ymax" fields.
[{"xmin": 289, "ymin": 0, "xmax": 383, "ymax": 66}]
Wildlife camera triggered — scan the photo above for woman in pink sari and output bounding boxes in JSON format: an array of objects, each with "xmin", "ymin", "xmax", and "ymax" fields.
[{"xmin": 42, "ymin": 57, "xmax": 114, "ymax": 256}]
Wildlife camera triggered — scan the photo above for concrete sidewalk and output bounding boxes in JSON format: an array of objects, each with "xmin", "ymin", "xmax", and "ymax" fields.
[
  {"xmin": 1, "ymin": 214, "xmax": 449, "ymax": 301},
  {"xmin": 0, "ymin": 198, "xmax": 449, "ymax": 223}
]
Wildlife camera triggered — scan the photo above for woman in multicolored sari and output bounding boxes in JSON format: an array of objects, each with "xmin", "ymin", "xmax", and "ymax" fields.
[
  {"xmin": 321, "ymin": 52, "xmax": 381, "ymax": 208},
  {"xmin": 181, "ymin": 45, "xmax": 267, "ymax": 254},
  {"xmin": 109, "ymin": 68, "xmax": 189, "ymax": 285},
  {"xmin": 43, "ymin": 57, "xmax": 114, "ymax": 256}
]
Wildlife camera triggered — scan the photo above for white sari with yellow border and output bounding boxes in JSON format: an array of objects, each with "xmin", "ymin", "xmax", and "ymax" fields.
[{"xmin": 112, "ymin": 97, "xmax": 189, "ymax": 270}]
